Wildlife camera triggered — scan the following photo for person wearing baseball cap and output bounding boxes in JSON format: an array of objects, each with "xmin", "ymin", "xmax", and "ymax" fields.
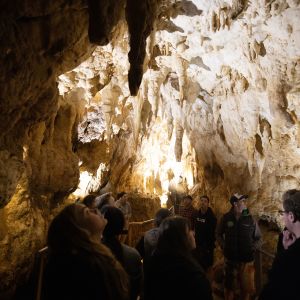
[{"xmin": 217, "ymin": 193, "xmax": 262, "ymax": 300}]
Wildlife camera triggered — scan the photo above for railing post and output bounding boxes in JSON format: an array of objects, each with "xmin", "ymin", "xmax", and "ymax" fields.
[
  {"xmin": 36, "ymin": 247, "xmax": 48, "ymax": 300},
  {"xmin": 255, "ymin": 250, "xmax": 263, "ymax": 295}
]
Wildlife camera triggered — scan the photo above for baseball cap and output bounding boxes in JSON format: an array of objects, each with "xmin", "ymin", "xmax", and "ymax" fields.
[{"xmin": 230, "ymin": 193, "xmax": 248, "ymax": 205}]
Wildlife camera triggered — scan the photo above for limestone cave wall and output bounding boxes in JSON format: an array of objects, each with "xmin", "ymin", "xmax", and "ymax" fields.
[{"xmin": 0, "ymin": 0, "xmax": 300, "ymax": 295}]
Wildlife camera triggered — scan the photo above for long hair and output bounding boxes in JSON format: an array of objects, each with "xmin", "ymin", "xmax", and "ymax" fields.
[
  {"xmin": 47, "ymin": 204, "xmax": 129, "ymax": 300},
  {"xmin": 156, "ymin": 216, "xmax": 193, "ymax": 257}
]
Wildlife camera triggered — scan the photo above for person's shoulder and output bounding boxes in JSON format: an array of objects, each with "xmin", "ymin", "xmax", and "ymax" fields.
[
  {"xmin": 122, "ymin": 244, "xmax": 142, "ymax": 274},
  {"xmin": 122, "ymin": 243, "xmax": 141, "ymax": 260},
  {"xmin": 207, "ymin": 207, "xmax": 216, "ymax": 217},
  {"xmin": 222, "ymin": 210, "xmax": 233, "ymax": 218},
  {"xmin": 145, "ymin": 227, "xmax": 158, "ymax": 236}
]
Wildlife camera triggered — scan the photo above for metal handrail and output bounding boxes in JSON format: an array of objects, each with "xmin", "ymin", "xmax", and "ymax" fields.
[
  {"xmin": 129, "ymin": 219, "xmax": 154, "ymax": 225},
  {"xmin": 255, "ymin": 247, "xmax": 276, "ymax": 294},
  {"xmin": 257, "ymin": 247, "xmax": 275, "ymax": 259},
  {"xmin": 36, "ymin": 247, "xmax": 48, "ymax": 300},
  {"xmin": 126, "ymin": 218, "xmax": 154, "ymax": 246}
]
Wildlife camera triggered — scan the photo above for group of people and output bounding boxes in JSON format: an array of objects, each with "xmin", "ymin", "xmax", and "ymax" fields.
[
  {"xmin": 40, "ymin": 189, "xmax": 300, "ymax": 300},
  {"xmin": 173, "ymin": 193, "xmax": 260, "ymax": 300}
]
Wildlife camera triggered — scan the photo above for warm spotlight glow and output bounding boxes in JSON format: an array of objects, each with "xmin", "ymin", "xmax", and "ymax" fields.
[
  {"xmin": 22, "ymin": 145, "xmax": 29, "ymax": 160},
  {"xmin": 73, "ymin": 163, "xmax": 109, "ymax": 198},
  {"xmin": 73, "ymin": 171, "xmax": 93, "ymax": 197},
  {"xmin": 136, "ymin": 119, "xmax": 195, "ymax": 197},
  {"xmin": 160, "ymin": 194, "xmax": 168, "ymax": 208}
]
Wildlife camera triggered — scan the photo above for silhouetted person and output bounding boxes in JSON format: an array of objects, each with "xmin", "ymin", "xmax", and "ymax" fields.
[
  {"xmin": 96, "ymin": 192, "xmax": 115, "ymax": 210},
  {"xmin": 136, "ymin": 208, "xmax": 172, "ymax": 261},
  {"xmin": 259, "ymin": 189, "xmax": 300, "ymax": 300},
  {"xmin": 42, "ymin": 203, "xmax": 129, "ymax": 300},
  {"xmin": 178, "ymin": 195, "xmax": 197, "ymax": 227},
  {"xmin": 82, "ymin": 193, "xmax": 98, "ymax": 209},
  {"xmin": 192, "ymin": 195, "xmax": 217, "ymax": 271},
  {"xmin": 101, "ymin": 205, "xmax": 142, "ymax": 300},
  {"xmin": 144, "ymin": 216, "xmax": 212, "ymax": 300},
  {"xmin": 217, "ymin": 193, "xmax": 261, "ymax": 300}
]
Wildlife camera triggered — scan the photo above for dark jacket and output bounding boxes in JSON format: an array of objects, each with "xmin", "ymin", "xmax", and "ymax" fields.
[
  {"xmin": 122, "ymin": 244, "xmax": 143, "ymax": 300},
  {"xmin": 144, "ymin": 252, "xmax": 212, "ymax": 300},
  {"xmin": 259, "ymin": 238, "xmax": 300, "ymax": 300},
  {"xmin": 193, "ymin": 207, "xmax": 217, "ymax": 250},
  {"xmin": 42, "ymin": 253, "xmax": 110, "ymax": 300},
  {"xmin": 217, "ymin": 208, "xmax": 261, "ymax": 262}
]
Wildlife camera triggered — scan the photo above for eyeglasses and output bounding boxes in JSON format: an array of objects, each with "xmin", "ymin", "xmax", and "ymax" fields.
[{"xmin": 278, "ymin": 210, "xmax": 288, "ymax": 216}]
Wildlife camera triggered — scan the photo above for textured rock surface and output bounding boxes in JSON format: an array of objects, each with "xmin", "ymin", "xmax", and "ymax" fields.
[{"xmin": 0, "ymin": 0, "xmax": 300, "ymax": 295}]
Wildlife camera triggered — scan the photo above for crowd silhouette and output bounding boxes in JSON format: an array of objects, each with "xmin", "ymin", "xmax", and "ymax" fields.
[{"xmin": 39, "ymin": 189, "xmax": 300, "ymax": 300}]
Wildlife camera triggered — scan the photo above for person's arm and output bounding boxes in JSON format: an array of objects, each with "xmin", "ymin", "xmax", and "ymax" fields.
[{"xmin": 211, "ymin": 212, "xmax": 217, "ymax": 246}]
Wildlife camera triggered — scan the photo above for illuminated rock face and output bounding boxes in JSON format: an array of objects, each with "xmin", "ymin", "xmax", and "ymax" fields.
[{"xmin": 0, "ymin": 0, "xmax": 300, "ymax": 294}]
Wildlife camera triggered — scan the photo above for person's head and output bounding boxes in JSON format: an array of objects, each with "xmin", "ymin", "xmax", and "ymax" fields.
[
  {"xmin": 182, "ymin": 195, "xmax": 193, "ymax": 207},
  {"xmin": 100, "ymin": 206, "xmax": 126, "ymax": 263},
  {"xmin": 156, "ymin": 216, "xmax": 196, "ymax": 256},
  {"xmin": 154, "ymin": 208, "xmax": 172, "ymax": 227},
  {"xmin": 200, "ymin": 195, "xmax": 209, "ymax": 211},
  {"xmin": 230, "ymin": 193, "xmax": 248, "ymax": 213},
  {"xmin": 101, "ymin": 206, "xmax": 125, "ymax": 237},
  {"xmin": 117, "ymin": 192, "xmax": 128, "ymax": 203},
  {"xmin": 281, "ymin": 189, "xmax": 300, "ymax": 232},
  {"xmin": 96, "ymin": 192, "xmax": 115, "ymax": 210},
  {"xmin": 47, "ymin": 204, "xmax": 107, "ymax": 252},
  {"xmin": 82, "ymin": 194, "xmax": 97, "ymax": 209},
  {"xmin": 47, "ymin": 204, "xmax": 129, "ymax": 300}
]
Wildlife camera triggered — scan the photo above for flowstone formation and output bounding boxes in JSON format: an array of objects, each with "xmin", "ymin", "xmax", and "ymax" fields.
[{"xmin": 0, "ymin": 0, "xmax": 300, "ymax": 296}]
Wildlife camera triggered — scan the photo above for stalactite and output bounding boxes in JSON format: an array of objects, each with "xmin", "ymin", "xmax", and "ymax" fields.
[
  {"xmin": 175, "ymin": 121, "xmax": 184, "ymax": 162},
  {"xmin": 126, "ymin": 0, "xmax": 161, "ymax": 96},
  {"xmin": 172, "ymin": 42, "xmax": 188, "ymax": 107},
  {"xmin": 167, "ymin": 116, "xmax": 174, "ymax": 140},
  {"xmin": 133, "ymin": 92, "xmax": 144, "ymax": 146}
]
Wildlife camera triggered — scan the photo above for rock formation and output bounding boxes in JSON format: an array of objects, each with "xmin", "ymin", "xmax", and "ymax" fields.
[{"xmin": 0, "ymin": 0, "xmax": 300, "ymax": 295}]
